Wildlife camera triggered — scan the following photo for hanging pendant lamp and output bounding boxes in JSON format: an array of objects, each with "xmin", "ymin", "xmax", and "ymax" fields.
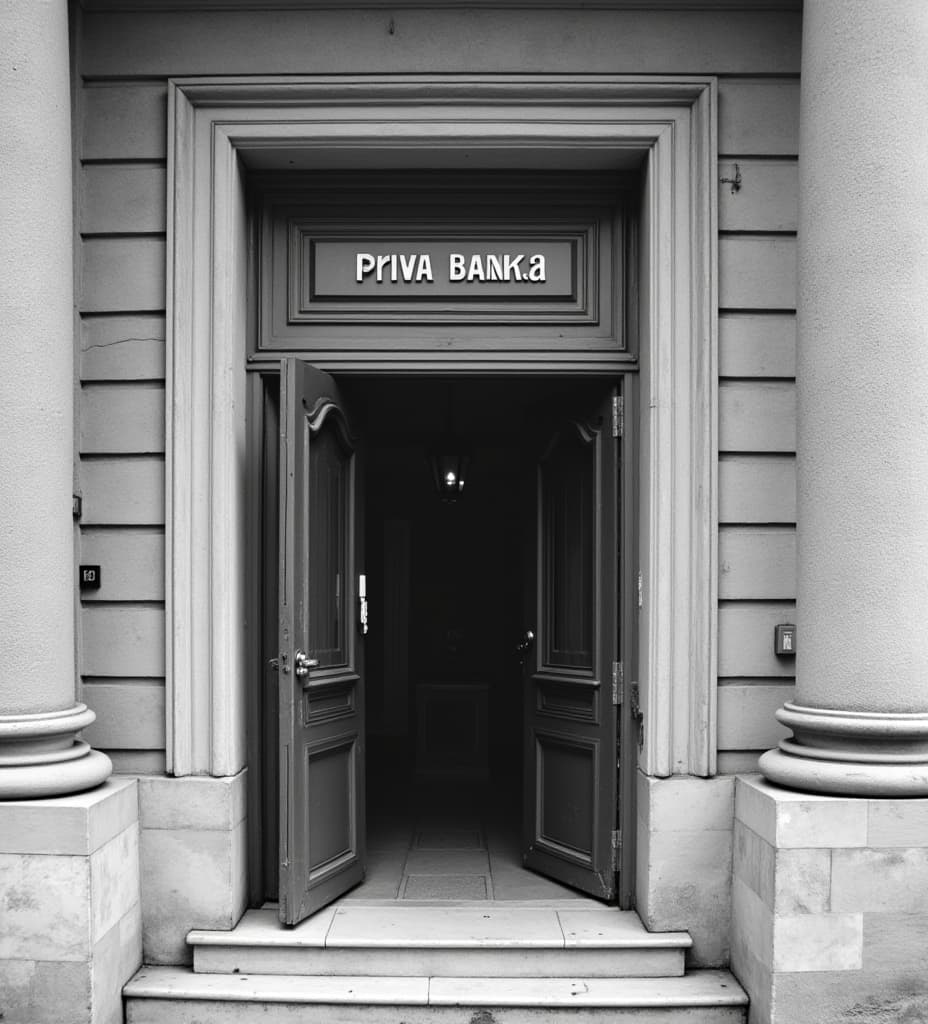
[
  {"xmin": 428, "ymin": 385, "xmax": 469, "ymax": 501},
  {"xmin": 430, "ymin": 450, "xmax": 469, "ymax": 500}
]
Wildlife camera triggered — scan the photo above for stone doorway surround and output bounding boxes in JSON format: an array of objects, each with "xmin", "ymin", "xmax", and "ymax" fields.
[{"xmin": 163, "ymin": 78, "xmax": 719, "ymax": 810}]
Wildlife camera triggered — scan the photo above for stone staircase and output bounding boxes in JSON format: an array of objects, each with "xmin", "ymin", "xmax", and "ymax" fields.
[{"xmin": 124, "ymin": 903, "xmax": 748, "ymax": 1022}]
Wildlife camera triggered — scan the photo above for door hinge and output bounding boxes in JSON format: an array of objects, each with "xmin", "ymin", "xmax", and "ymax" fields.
[
  {"xmin": 611, "ymin": 829, "xmax": 622, "ymax": 871},
  {"xmin": 611, "ymin": 661, "xmax": 623, "ymax": 705},
  {"xmin": 612, "ymin": 394, "xmax": 624, "ymax": 437}
]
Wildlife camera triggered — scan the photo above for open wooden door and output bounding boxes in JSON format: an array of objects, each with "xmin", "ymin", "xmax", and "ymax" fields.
[
  {"xmin": 278, "ymin": 359, "xmax": 366, "ymax": 925},
  {"xmin": 522, "ymin": 387, "xmax": 621, "ymax": 900}
]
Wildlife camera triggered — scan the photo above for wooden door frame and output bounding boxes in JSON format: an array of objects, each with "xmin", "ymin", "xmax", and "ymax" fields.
[{"xmin": 164, "ymin": 76, "xmax": 719, "ymax": 902}]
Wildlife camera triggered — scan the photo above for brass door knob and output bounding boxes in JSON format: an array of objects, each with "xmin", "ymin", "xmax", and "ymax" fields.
[{"xmin": 294, "ymin": 650, "xmax": 319, "ymax": 678}]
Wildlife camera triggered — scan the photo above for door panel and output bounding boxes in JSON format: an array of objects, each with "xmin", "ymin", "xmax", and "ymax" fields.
[
  {"xmin": 306, "ymin": 423, "xmax": 350, "ymax": 668},
  {"xmin": 523, "ymin": 389, "xmax": 620, "ymax": 899},
  {"xmin": 542, "ymin": 429, "xmax": 596, "ymax": 670},
  {"xmin": 279, "ymin": 358, "xmax": 365, "ymax": 925}
]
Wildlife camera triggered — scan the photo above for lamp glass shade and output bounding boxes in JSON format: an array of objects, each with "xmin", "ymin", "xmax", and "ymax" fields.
[{"xmin": 429, "ymin": 451, "xmax": 469, "ymax": 501}]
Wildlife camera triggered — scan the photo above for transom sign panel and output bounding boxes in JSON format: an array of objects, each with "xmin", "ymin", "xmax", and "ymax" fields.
[
  {"xmin": 254, "ymin": 172, "xmax": 634, "ymax": 362},
  {"xmin": 297, "ymin": 226, "xmax": 586, "ymax": 317}
]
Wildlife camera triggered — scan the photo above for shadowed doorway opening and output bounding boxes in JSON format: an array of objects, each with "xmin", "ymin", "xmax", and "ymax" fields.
[{"xmin": 257, "ymin": 375, "xmax": 620, "ymax": 907}]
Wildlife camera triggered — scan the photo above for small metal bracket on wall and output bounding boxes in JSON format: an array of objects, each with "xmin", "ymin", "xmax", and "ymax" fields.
[
  {"xmin": 720, "ymin": 162, "xmax": 742, "ymax": 194},
  {"xmin": 630, "ymin": 682, "xmax": 644, "ymax": 749}
]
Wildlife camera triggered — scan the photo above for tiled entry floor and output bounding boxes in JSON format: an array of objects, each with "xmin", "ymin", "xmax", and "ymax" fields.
[{"xmin": 341, "ymin": 791, "xmax": 589, "ymax": 903}]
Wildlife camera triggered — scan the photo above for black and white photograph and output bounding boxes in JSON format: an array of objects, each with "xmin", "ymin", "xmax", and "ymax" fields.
[{"xmin": 1, "ymin": 2, "xmax": 926, "ymax": 1021}]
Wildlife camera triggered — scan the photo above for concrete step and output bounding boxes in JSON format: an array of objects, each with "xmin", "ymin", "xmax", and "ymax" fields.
[
  {"xmin": 125, "ymin": 967, "xmax": 748, "ymax": 1023},
  {"xmin": 189, "ymin": 905, "xmax": 692, "ymax": 978}
]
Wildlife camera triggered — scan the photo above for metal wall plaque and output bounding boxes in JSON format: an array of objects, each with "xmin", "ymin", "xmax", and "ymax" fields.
[
  {"xmin": 79, "ymin": 565, "xmax": 101, "ymax": 591},
  {"xmin": 774, "ymin": 623, "xmax": 796, "ymax": 655}
]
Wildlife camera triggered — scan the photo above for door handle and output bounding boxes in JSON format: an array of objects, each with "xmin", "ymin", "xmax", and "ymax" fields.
[
  {"xmin": 294, "ymin": 650, "xmax": 319, "ymax": 678},
  {"xmin": 359, "ymin": 574, "xmax": 369, "ymax": 636}
]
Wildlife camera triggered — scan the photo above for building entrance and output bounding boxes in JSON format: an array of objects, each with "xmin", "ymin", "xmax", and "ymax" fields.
[{"xmin": 261, "ymin": 366, "xmax": 629, "ymax": 925}]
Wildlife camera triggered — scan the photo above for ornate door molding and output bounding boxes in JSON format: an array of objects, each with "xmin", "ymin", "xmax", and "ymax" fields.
[{"xmin": 165, "ymin": 75, "xmax": 718, "ymax": 782}]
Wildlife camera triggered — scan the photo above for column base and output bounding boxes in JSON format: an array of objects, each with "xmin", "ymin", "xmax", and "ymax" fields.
[
  {"xmin": 759, "ymin": 702, "xmax": 928, "ymax": 796},
  {"xmin": 0, "ymin": 704, "xmax": 113, "ymax": 798},
  {"xmin": 0, "ymin": 748, "xmax": 113, "ymax": 799}
]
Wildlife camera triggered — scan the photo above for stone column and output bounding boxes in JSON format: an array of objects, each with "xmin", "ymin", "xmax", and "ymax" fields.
[
  {"xmin": 0, "ymin": 1, "xmax": 111, "ymax": 797},
  {"xmin": 760, "ymin": 0, "xmax": 928, "ymax": 796}
]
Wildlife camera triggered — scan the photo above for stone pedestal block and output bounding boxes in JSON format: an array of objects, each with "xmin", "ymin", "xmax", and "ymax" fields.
[
  {"xmin": 635, "ymin": 772, "xmax": 735, "ymax": 967},
  {"xmin": 0, "ymin": 779, "xmax": 141, "ymax": 1024},
  {"xmin": 732, "ymin": 775, "xmax": 928, "ymax": 1024},
  {"xmin": 139, "ymin": 771, "xmax": 248, "ymax": 964}
]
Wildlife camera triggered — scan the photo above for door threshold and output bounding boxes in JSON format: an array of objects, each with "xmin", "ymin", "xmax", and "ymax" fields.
[
  {"xmin": 191, "ymin": 905, "xmax": 692, "ymax": 970},
  {"xmin": 262, "ymin": 897, "xmax": 609, "ymax": 910}
]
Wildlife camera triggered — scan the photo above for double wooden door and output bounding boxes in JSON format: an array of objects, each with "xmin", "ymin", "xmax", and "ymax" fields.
[{"xmin": 276, "ymin": 360, "xmax": 627, "ymax": 924}]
